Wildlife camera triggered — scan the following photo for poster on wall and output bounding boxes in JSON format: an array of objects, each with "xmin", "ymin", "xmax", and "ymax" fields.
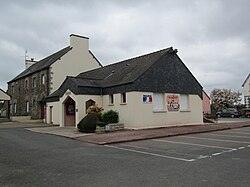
[
  {"xmin": 166, "ymin": 95, "xmax": 180, "ymax": 111},
  {"xmin": 143, "ymin": 95, "xmax": 152, "ymax": 104}
]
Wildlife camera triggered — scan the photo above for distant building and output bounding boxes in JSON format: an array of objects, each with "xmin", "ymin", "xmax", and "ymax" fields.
[
  {"xmin": 202, "ymin": 90, "xmax": 211, "ymax": 114},
  {"xmin": 0, "ymin": 88, "xmax": 11, "ymax": 118},
  {"xmin": 46, "ymin": 47, "xmax": 203, "ymax": 129},
  {"xmin": 7, "ymin": 34, "xmax": 101, "ymax": 120},
  {"xmin": 242, "ymin": 73, "xmax": 250, "ymax": 108}
]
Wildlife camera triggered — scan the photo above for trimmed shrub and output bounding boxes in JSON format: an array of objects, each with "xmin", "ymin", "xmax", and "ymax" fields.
[
  {"xmin": 101, "ymin": 110, "xmax": 119, "ymax": 123},
  {"xmin": 77, "ymin": 112, "xmax": 106, "ymax": 133}
]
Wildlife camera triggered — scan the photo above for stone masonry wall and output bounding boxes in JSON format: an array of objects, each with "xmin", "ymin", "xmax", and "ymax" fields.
[{"xmin": 8, "ymin": 68, "xmax": 50, "ymax": 119}]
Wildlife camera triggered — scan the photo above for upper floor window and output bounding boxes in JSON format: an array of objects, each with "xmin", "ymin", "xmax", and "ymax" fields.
[
  {"xmin": 12, "ymin": 85, "xmax": 14, "ymax": 94},
  {"xmin": 121, "ymin": 93, "xmax": 126, "ymax": 104},
  {"xmin": 109, "ymin": 94, "xmax": 114, "ymax": 105},
  {"xmin": 33, "ymin": 77, "xmax": 36, "ymax": 88},
  {"xmin": 41, "ymin": 74, "xmax": 45, "ymax": 85},
  {"xmin": 249, "ymin": 83, "xmax": 250, "ymax": 92},
  {"xmin": 25, "ymin": 80, "xmax": 28, "ymax": 89}
]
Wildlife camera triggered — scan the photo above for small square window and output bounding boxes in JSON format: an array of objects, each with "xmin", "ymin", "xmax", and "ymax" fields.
[
  {"xmin": 109, "ymin": 94, "xmax": 114, "ymax": 105},
  {"xmin": 180, "ymin": 94, "xmax": 189, "ymax": 110},
  {"xmin": 121, "ymin": 93, "xmax": 126, "ymax": 103}
]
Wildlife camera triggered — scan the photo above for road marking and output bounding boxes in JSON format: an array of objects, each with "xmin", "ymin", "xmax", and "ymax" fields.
[
  {"xmin": 238, "ymin": 147, "xmax": 245, "ymax": 150},
  {"xmin": 121, "ymin": 144, "xmax": 199, "ymax": 157},
  {"xmin": 153, "ymin": 139, "xmax": 234, "ymax": 150},
  {"xmin": 104, "ymin": 145, "xmax": 195, "ymax": 162},
  {"xmin": 207, "ymin": 133, "xmax": 250, "ymax": 139},
  {"xmin": 212, "ymin": 152, "xmax": 222, "ymax": 156},
  {"xmin": 223, "ymin": 131, "xmax": 250, "ymax": 135},
  {"xmin": 182, "ymin": 136, "xmax": 250, "ymax": 144}
]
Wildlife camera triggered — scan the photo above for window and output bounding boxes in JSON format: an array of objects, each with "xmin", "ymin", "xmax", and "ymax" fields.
[
  {"xmin": 33, "ymin": 77, "xmax": 36, "ymax": 87},
  {"xmin": 14, "ymin": 103, "xmax": 17, "ymax": 113},
  {"xmin": 26, "ymin": 101, "xmax": 29, "ymax": 112},
  {"xmin": 109, "ymin": 94, "xmax": 114, "ymax": 105},
  {"xmin": 25, "ymin": 80, "xmax": 28, "ymax": 88},
  {"xmin": 41, "ymin": 74, "xmax": 45, "ymax": 85},
  {"xmin": 10, "ymin": 104, "xmax": 12, "ymax": 114},
  {"xmin": 121, "ymin": 93, "xmax": 126, "ymax": 104},
  {"xmin": 153, "ymin": 93, "xmax": 164, "ymax": 111},
  {"xmin": 249, "ymin": 83, "xmax": 250, "ymax": 92},
  {"xmin": 180, "ymin": 94, "xmax": 189, "ymax": 110},
  {"xmin": 12, "ymin": 85, "xmax": 14, "ymax": 94}
]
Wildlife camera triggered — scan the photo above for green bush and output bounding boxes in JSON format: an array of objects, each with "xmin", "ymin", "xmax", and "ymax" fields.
[
  {"xmin": 77, "ymin": 112, "xmax": 106, "ymax": 133},
  {"xmin": 101, "ymin": 110, "xmax": 119, "ymax": 123}
]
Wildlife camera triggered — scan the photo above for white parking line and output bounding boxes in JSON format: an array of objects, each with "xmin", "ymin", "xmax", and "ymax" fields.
[
  {"xmin": 238, "ymin": 147, "xmax": 245, "ymax": 150},
  {"xmin": 182, "ymin": 136, "xmax": 250, "ymax": 144},
  {"xmin": 224, "ymin": 131, "xmax": 250, "ymax": 135},
  {"xmin": 153, "ymin": 139, "xmax": 235, "ymax": 150},
  {"xmin": 207, "ymin": 133, "xmax": 250, "ymax": 139},
  {"xmin": 104, "ymin": 145, "xmax": 195, "ymax": 162},
  {"xmin": 121, "ymin": 144, "xmax": 199, "ymax": 157}
]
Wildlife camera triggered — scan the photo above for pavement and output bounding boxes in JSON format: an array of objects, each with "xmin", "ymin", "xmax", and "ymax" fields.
[{"xmin": 2, "ymin": 120, "xmax": 250, "ymax": 145}]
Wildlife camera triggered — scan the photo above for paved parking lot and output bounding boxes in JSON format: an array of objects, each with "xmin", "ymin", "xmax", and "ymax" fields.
[{"xmin": 105, "ymin": 126, "xmax": 250, "ymax": 162}]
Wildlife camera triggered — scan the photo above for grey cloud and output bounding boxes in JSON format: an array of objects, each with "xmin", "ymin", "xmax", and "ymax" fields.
[{"xmin": 0, "ymin": 0, "xmax": 249, "ymax": 95}]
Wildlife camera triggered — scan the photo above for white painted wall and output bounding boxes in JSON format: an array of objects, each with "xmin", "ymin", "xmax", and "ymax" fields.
[
  {"xmin": 243, "ymin": 76, "xmax": 250, "ymax": 97},
  {"xmin": 47, "ymin": 90, "xmax": 203, "ymax": 129},
  {"xmin": 0, "ymin": 90, "xmax": 10, "ymax": 100},
  {"xmin": 50, "ymin": 34, "xmax": 101, "ymax": 93},
  {"xmin": 102, "ymin": 92, "xmax": 203, "ymax": 129},
  {"xmin": 46, "ymin": 101, "xmax": 60, "ymax": 125}
]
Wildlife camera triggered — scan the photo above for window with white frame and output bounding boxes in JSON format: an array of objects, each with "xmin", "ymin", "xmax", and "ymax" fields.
[
  {"xmin": 14, "ymin": 103, "xmax": 17, "ymax": 113},
  {"xmin": 153, "ymin": 93, "xmax": 165, "ymax": 111},
  {"xmin": 109, "ymin": 94, "xmax": 114, "ymax": 105},
  {"xmin": 26, "ymin": 101, "xmax": 29, "ymax": 112},
  {"xmin": 249, "ymin": 83, "xmax": 250, "ymax": 92},
  {"xmin": 41, "ymin": 74, "xmax": 45, "ymax": 85},
  {"xmin": 121, "ymin": 93, "xmax": 126, "ymax": 104},
  {"xmin": 180, "ymin": 94, "xmax": 189, "ymax": 110}
]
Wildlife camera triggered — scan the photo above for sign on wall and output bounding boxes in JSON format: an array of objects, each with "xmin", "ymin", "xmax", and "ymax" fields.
[
  {"xmin": 166, "ymin": 95, "xmax": 180, "ymax": 111},
  {"xmin": 143, "ymin": 95, "xmax": 152, "ymax": 104}
]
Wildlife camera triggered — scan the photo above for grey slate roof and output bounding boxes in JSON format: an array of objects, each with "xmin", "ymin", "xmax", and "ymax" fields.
[
  {"xmin": 76, "ymin": 48, "xmax": 170, "ymax": 87},
  {"xmin": 46, "ymin": 47, "xmax": 173, "ymax": 101},
  {"xmin": 9, "ymin": 46, "xmax": 72, "ymax": 82}
]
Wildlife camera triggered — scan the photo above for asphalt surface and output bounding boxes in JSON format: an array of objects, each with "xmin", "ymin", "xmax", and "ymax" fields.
[{"xmin": 1, "ymin": 123, "xmax": 250, "ymax": 186}]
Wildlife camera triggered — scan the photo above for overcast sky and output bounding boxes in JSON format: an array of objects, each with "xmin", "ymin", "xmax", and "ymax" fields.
[{"xmin": 0, "ymin": 0, "xmax": 249, "ymax": 95}]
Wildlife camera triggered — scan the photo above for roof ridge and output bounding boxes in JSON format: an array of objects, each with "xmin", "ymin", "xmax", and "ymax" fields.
[
  {"xmin": 104, "ymin": 47, "xmax": 172, "ymax": 68},
  {"xmin": 9, "ymin": 46, "xmax": 71, "ymax": 83}
]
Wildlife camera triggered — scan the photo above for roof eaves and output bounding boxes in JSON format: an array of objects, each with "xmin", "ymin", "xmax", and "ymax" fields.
[
  {"xmin": 242, "ymin": 73, "xmax": 250, "ymax": 87},
  {"xmin": 89, "ymin": 50, "xmax": 103, "ymax": 67},
  {"xmin": 9, "ymin": 46, "xmax": 71, "ymax": 83}
]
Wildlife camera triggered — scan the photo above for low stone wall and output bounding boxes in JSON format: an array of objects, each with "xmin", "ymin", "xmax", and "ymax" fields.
[
  {"xmin": 11, "ymin": 116, "xmax": 31, "ymax": 122},
  {"xmin": 96, "ymin": 123, "xmax": 124, "ymax": 133}
]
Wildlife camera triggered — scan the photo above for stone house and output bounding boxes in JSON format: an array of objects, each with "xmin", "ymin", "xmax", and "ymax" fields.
[
  {"xmin": 242, "ymin": 73, "xmax": 250, "ymax": 108},
  {"xmin": 46, "ymin": 47, "xmax": 203, "ymax": 129},
  {"xmin": 7, "ymin": 34, "xmax": 101, "ymax": 119}
]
